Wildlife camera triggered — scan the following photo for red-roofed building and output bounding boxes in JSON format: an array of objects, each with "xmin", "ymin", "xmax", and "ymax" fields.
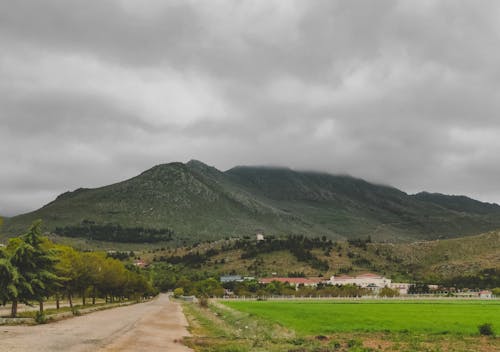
[{"xmin": 479, "ymin": 290, "xmax": 492, "ymax": 298}]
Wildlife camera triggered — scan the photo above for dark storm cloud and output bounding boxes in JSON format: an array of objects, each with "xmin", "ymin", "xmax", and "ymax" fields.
[{"xmin": 2, "ymin": 0, "xmax": 500, "ymax": 216}]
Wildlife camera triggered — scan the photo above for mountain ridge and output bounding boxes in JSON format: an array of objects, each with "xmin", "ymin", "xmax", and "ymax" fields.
[{"xmin": 3, "ymin": 160, "xmax": 500, "ymax": 243}]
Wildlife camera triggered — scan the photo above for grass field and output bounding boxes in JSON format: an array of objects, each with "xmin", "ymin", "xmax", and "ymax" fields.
[{"xmin": 222, "ymin": 300, "xmax": 500, "ymax": 336}]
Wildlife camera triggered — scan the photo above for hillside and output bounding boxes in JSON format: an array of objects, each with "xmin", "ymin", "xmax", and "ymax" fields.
[
  {"xmin": 3, "ymin": 160, "xmax": 500, "ymax": 243},
  {"xmin": 143, "ymin": 231, "xmax": 500, "ymax": 285}
]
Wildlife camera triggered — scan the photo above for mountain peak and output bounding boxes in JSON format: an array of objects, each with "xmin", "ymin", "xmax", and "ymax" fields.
[{"xmin": 5, "ymin": 161, "xmax": 500, "ymax": 243}]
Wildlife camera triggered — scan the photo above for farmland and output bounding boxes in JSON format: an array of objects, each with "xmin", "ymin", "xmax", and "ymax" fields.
[
  {"xmin": 183, "ymin": 299, "xmax": 500, "ymax": 352},
  {"xmin": 222, "ymin": 300, "xmax": 500, "ymax": 335}
]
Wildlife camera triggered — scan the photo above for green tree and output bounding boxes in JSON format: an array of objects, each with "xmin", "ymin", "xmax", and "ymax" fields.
[
  {"xmin": 379, "ymin": 287, "xmax": 400, "ymax": 297},
  {"xmin": 0, "ymin": 248, "xmax": 20, "ymax": 306},
  {"xmin": 8, "ymin": 220, "xmax": 60, "ymax": 315},
  {"xmin": 194, "ymin": 278, "xmax": 224, "ymax": 297}
]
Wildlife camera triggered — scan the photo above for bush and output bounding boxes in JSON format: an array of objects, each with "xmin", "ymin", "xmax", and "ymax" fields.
[
  {"xmin": 379, "ymin": 287, "xmax": 400, "ymax": 297},
  {"xmin": 72, "ymin": 308, "xmax": 81, "ymax": 316},
  {"xmin": 35, "ymin": 311, "xmax": 47, "ymax": 324},
  {"xmin": 478, "ymin": 323, "xmax": 494, "ymax": 336},
  {"xmin": 173, "ymin": 287, "xmax": 184, "ymax": 298},
  {"xmin": 198, "ymin": 297, "xmax": 209, "ymax": 308}
]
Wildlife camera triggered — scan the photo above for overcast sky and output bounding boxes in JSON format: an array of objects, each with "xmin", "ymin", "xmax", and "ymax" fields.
[{"xmin": 2, "ymin": 0, "xmax": 500, "ymax": 216}]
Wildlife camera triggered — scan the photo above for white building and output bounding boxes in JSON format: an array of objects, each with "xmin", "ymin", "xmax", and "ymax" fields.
[
  {"xmin": 256, "ymin": 233, "xmax": 265, "ymax": 241},
  {"xmin": 329, "ymin": 273, "xmax": 392, "ymax": 291},
  {"xmin": 390, "ymin": 283, "xmax": 411, "ymax": 295},
  {"xmin": 479, "ymin": 290, "xmax": 492, "ymax": 299}
]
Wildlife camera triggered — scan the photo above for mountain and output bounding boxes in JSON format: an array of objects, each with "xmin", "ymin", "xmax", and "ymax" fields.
[{"xmin": 3, "ymin": 160, "xmax": 500, "ymax": 243}]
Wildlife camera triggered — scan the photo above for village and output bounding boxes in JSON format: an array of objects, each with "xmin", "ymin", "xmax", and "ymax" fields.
[{"xmin": 219, "ymin": 273, "xmax": 495, "ymax": 298}]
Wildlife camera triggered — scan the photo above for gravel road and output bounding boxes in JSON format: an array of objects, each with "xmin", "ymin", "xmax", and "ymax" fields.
[{"xmin": 1, "ymin": 294, "xmax": 193, "ymax": 352}]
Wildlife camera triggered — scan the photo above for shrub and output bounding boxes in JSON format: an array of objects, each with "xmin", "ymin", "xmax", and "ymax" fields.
[
  {"xmin": 35, "ymin": 311, "xmax": 47, "ymax": 324},
  {"xmin": 478, "ymin": 323, "xmax": 494, "ymax": 336},
  {"xmin": 173, "ymin": 287, "xmax": 184, "ymax": 298},
  {"xmin": 198, "ymin": 297, "xmax": 209, "ymax": 308},
  {"xmin": 72, "ymin": 308, "xmax": 81, "ymax": 316}
]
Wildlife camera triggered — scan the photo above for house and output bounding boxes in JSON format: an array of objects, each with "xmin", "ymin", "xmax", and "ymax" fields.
[
  {"xmin": 329, "ymin": 273, "xmax": 391, "ymax": 291},
  {"xmin": 479, "ymin": 290, "xmax": 492, "ymax": 299},
  {"xmin": 256, "ymin": 233, "xmax": 265, "ymax": 242},
  {"xmin": 259, "ymin": 277, "xmax": 322, "ymax": 288},
  {"xmin": 133, "ymin": 259, "xmax": 148, "ymax": 268},
  {"xmin": 220, "ymin": 275, "xmax": 243, "ymax": 283},
  {"xmin": 220, "ymin": 275, "xmax": 256, "ymax": 283},
  {"xmin": 390, "ymin": 283, "xmax": 411, "ymax": 295}
]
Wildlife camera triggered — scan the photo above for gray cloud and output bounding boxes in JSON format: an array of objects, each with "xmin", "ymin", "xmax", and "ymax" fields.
[{"xmin": 2, "ymin": 0, "xmax": 500, "ymax": 216}]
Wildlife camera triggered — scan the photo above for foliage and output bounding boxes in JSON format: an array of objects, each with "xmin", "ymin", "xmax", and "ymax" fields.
[
  {"xmin": 478, "ymin": 323, "xmax": 494, "ymax": 336},
  {"xmin": 441, "ymin": 268, "xmax": 500, "ymax": 289},
  {"xmin": 237, "ymin": 235, "xmax": 330, "ymax": 271},
  {"xmin": 7, "ymin": 220, "xmax": 61, "ymax": 316},
  {"xmin": 2, "ymin": 221, "xmax": 156, "ymax": 317},
  {"xmin": 55, "ymin": 221, "xmax": 173, "ymax": 243},
  {"xmin": 198, "ymin": 297, "xmax": 208, "ymax": 308},
  {"xmin": 173, "ymin": 287, "xmax": 184, "ymax": 297},
  {"xmin": 35, "ymin": 311, "xmax": 48, "ymax": 324},
  {"xmin": 378, "ymin": 287, "xmax": 400, "ymax": 297}
]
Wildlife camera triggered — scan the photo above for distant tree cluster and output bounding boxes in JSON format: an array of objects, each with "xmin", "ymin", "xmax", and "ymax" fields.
[
  {"xmin": 165, "ymin": 251, "xmax": 211, "ymax": 267},
  {"xmin": 0, "ymin": 221, "xmax": 155, "ymax": 318},
  {"xmin": 54, "ymin": 220, "xmax": 174, "ymax": 243},
  {"xmin": 222, "ymin": 280, "xmax": 369, "ymax": 298},
  {"xmin": 106, "ymin": 251, "xmax": 136, "ymax": 260},
  {"xmin": 440, "ymin": 268, "xmax": 500, "ymax": 289},
  {"xmin": 237, "ymin": 235, "xmax": 331, "ymax": 271},
  {"xmin": 347, "ymin": 236, "xmax": 372, "ymax": 250}
]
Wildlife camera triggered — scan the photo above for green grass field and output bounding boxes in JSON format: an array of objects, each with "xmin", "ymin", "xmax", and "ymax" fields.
[{"xmin": 223, "ymin": 300, "xmax": 500, "ymax": 335}]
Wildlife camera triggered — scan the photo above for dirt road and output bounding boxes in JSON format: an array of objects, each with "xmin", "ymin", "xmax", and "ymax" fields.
[{"xmin": 1, "ymin": 294, "xmax": 193, "ymax": 352}]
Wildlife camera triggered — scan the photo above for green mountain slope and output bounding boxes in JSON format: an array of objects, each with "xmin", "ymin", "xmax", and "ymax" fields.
[
  {"xmin": 143, "ymin": 231, "xmax": 500, "ymax": 284},
  {"xmin": 3, "ymin": 160, "xmax": 500, "ymax": 243}
]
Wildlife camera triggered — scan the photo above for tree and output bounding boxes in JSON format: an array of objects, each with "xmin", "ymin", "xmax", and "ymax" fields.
[
  {"xmin": 9, "ymin": 220, "xmax": 60, "ymax": 315},
  {"xmin": 194, "ymin": 278, "xmax": 224, "ymax": 297},
  {"xmin": 378, "ymin": 287, "xmax": 400, "ymax": 297},
  {"xmin": 0, "ymin": 249, "xmax": 19, "ymax": 307}
]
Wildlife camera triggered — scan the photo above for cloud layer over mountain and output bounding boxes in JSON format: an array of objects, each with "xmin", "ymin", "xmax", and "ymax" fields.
[{"xmin": 2, "ymin": 0, "xmax": 500, "ymax": 215}]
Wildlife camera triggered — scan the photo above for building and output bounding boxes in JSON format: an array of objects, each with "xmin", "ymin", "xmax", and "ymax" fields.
[
  {"xmin": 220, "ymin": 275, "xmax": 256, "ymax": 283},
  {"xmin": 220, "ymin": 275, "xmax": 243, "ymax": 283},
  {"xmin": 390, "ymin": 283, "xmax": 411, "ymax": 295},
  {"xmin": 133, "ymin": 259, "xmax": 148, "ymax": 268},
  {"xmin": 479, "ymin": 290, "xmax": 492, "ymax": 299},
  {"xmin": 329, "ymin": 273, "xmax": 391, "ymax": 291},
  {"xmin": 256, "ymin": 233, "xmax": 265, "ymax": 242},
  {"xmin": 259, "ymin": 277, "xmax": 322, "ymax": 288}
]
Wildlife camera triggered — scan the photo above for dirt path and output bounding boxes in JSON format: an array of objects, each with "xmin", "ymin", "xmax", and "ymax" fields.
[{"xmin": 0, "ymin": 294, "xmax": 193, "ymax": 352}]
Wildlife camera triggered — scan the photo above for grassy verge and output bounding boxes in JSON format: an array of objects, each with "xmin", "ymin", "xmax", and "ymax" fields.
[
  {"xmin": 182, "ymin": 300, "xmax": 499, "ymax": 352},
  {"xmin": 16, "ymin": 302, "xmax": 109, "ymax": 318},
  {"xmin": 1, "ymin": 299, "xmax": 145, "ymax": 325}
]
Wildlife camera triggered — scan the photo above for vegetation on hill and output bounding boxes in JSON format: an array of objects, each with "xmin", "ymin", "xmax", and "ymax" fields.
[
  {"xmin": 145, "ymin": 231, "xmax": 500, "ymax": 291},
  {"xmin": 54, "ymin": 220, "xmax": 174, "ymax": 243},
  {"xmin": 4, "ymin": 160, "xmax": 500, "ymax": 243}
]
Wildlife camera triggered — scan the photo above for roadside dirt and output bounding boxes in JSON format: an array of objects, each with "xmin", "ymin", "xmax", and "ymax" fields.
[{"xmin": 0, "ymin": 294, "xmax": 193, "ymax": 352}]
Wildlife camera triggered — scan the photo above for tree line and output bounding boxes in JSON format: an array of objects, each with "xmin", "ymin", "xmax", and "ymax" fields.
[
  {"xmin": 54, "ymin": 220, "xmax": 174, "ymax": 243},
  {"xmin": 0, "ymin": 221, "xmax": 155, "ymax": 317}
]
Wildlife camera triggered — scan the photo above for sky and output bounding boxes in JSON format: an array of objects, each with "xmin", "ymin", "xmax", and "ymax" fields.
[{"xmin": 2, "ymin": 0, "xmax": 500, "ymax": 216}]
